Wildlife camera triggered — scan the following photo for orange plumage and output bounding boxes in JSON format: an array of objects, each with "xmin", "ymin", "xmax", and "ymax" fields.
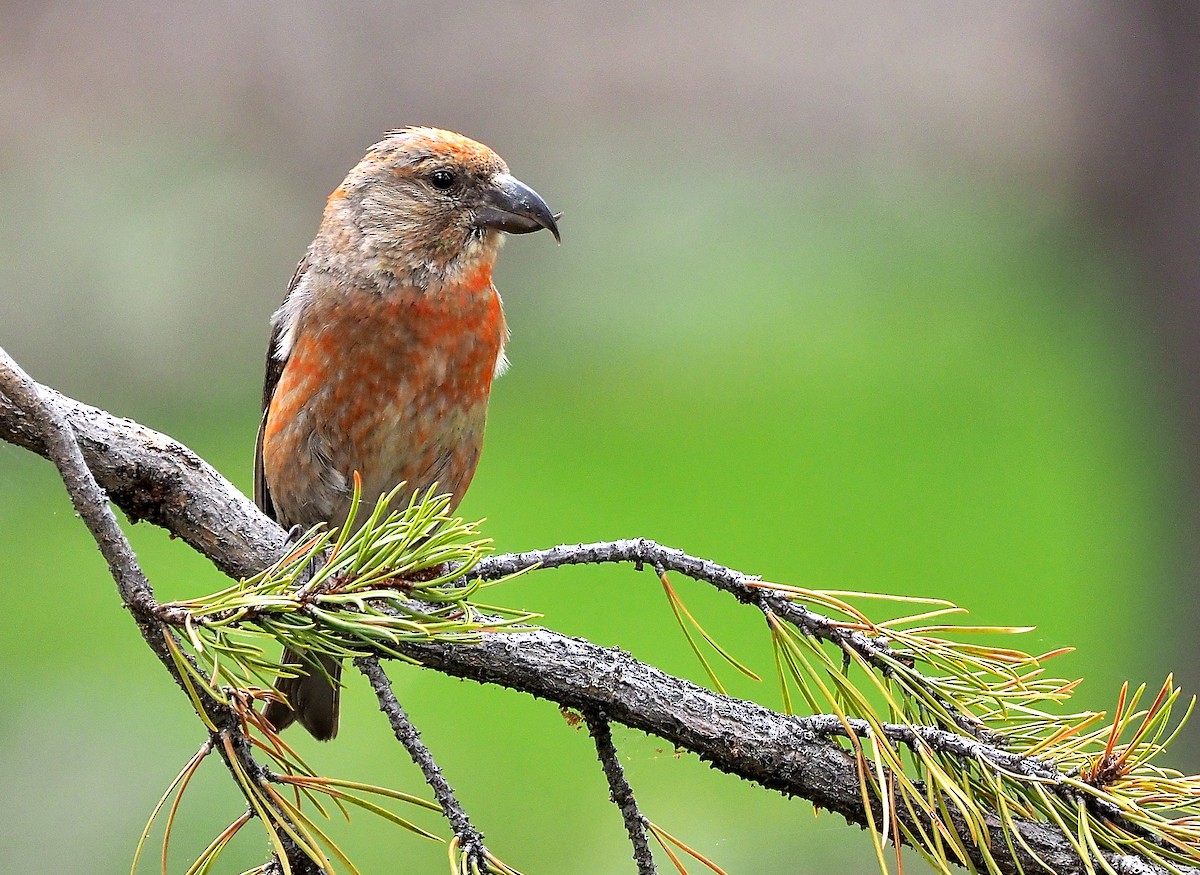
[{"xmin": 255, "ymin": 128, "xmax": 558, "ymax": 739}]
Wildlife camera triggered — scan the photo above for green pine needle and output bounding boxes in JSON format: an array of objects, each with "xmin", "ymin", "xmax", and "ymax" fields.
[{"xmin": 160, "ymin": 483, "xmax": 538, "ymax": 700}]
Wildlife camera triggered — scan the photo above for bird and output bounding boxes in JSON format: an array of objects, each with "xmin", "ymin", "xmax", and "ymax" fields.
[{"xmin": 254, "ymin": 127, "xmax": 559, "ymax": 740}]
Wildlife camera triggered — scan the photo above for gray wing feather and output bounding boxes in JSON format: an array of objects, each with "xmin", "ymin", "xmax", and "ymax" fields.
[{"xmin": 254, "ymin": 254, "xmax": 310, "ymax": 521}]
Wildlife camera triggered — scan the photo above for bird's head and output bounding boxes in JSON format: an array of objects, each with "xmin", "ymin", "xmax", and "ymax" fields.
[{"xmin": 321, "ymin": 127, "xmax": 559, "ymax": 290}]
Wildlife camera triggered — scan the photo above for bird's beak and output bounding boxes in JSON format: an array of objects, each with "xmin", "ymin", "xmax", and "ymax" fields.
[{"xmin": 477, "ymin": 173, "xmax": 560, "ymax": 242}]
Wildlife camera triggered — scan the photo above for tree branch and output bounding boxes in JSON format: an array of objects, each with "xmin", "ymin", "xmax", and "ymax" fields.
[
  {"xmin": 0, "ymin": 375, "xmax": 285, "ymax": 580},
  {"xmin": 471, "ymin": 542, "xmax": 1185, "ymax": 858},
  {"xmin": 1, "ymin": 362, "xmax": 1193, "ymax": 875},
  {"xmin": 472, "ymin": 542, "xmax": 987, "ymax": 738},
  {"xmin": 356, "ymin": 656, "xmax": 491, "ymax": 868},
  {"xmin": 0, "ymin": 347, "xmax": 322, "ymax": 875},
  {"xmin": 582, "ymin": 708, "xmax": 656, "ymax": 875}
]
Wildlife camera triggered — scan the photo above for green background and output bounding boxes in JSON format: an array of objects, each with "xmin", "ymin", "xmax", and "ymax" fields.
[{"xmin": 0, "ymin": 147, "xmax": 1186, "ymax": 873}]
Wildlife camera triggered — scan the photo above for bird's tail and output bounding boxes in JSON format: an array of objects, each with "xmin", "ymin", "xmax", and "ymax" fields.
[{"xmin": 263, "ymin": 649, "xmax": 341, "ymax": 741}]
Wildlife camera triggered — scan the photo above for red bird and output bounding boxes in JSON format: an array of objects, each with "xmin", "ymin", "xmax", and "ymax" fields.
[{"xmin": 255, "ymin": 128, "xmax": 559, "ymax": 740}]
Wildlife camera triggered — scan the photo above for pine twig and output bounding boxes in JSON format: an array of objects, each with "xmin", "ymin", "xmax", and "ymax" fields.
[
  {"xmin": 471, "ymin": 540, "xmax": 988, "ymax": 737},
  {"xmin": 582, "ymin": 708, "xmax": 657, "ymax": 875},
  {"xmin": 356, "ymin": 656, "xmax": 491, "ymax": 868},
  {"xmin": 469, "ymin": 539, "xmax": 893, "ymax": 666}
]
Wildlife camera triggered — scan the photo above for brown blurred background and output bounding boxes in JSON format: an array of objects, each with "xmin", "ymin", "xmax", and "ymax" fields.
[{"xmin": 1, "ymin": 2, "xmax": 1198, "ymax": 872}]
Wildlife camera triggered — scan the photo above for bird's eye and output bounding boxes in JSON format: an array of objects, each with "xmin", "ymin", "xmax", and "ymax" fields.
[{"xmin": 429, "ymin": 169, "xmax": 457, "ymax": 190}]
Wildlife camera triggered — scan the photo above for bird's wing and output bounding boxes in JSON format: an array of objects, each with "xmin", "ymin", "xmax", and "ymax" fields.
[{"xmin": 254, "ymin": 254, "xmax": 310, "ymax": 521}]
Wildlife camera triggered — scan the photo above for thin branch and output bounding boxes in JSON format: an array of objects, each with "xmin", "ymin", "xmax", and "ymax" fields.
[
  {"xmin": 355, "ymin": 656, "xmax": 490, "ymax": 866},
  {"xmin": 582, "ymin": 708, "xmax": 656, "ymax": 875},
  {"xmin": 0, "ymin": 347, "xmax": 320, "ymax": 875},
  {"xmin": 471, "ymin": 541, "xmax": 987, "ymax": 737},
  {"xmin": 2, "ymin": 367, "xmax": 1194, "ymax": 875},
  {"xmin": 0, "ymin": 354, "xmax": 160, "ymax": 638}
]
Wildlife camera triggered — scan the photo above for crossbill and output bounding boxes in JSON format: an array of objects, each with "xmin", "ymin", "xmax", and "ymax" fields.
[{"xmin": 255, "ymin": 127, "xmax": 559, "ymax": 740}]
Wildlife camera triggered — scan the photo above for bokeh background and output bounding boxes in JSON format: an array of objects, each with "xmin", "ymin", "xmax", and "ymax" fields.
[{"xmin": 2, "ymin": 2, "xmax": 1199, "ymax": 872}]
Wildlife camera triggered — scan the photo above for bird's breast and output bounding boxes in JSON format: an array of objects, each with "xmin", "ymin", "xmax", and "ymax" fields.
[{"xmin": 262, "ymin": 280, "xmax": 506, "ymax": 525}]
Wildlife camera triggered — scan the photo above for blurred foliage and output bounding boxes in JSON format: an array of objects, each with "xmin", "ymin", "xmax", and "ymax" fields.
[{"xmin": 0, "ymin": 166, "xmax": 1184, "ymax": 873}]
